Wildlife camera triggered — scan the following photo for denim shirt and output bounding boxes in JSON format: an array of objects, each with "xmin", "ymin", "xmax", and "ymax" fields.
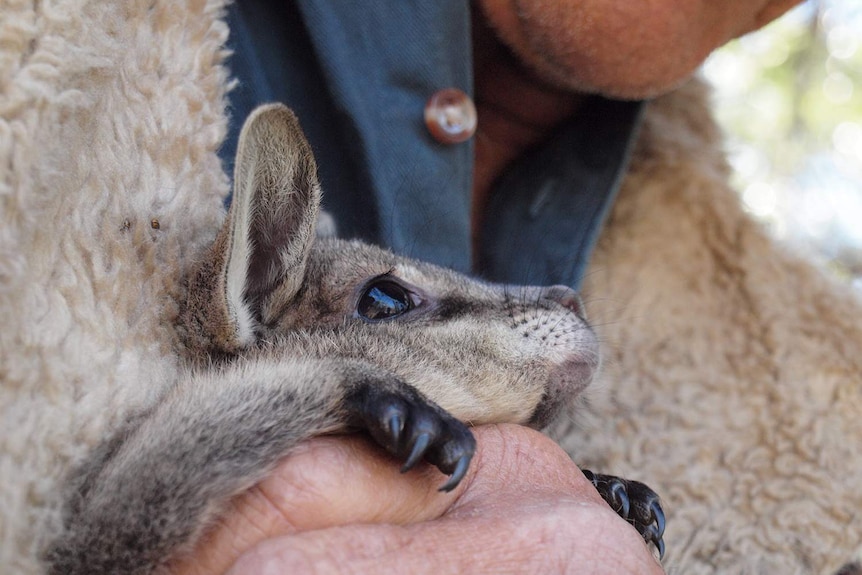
[{"xmin": 221, "ymin": 0, "xmax": 644, "ymax": 289}]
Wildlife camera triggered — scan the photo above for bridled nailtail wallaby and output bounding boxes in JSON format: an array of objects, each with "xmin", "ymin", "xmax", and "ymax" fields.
[{"xmin": 44, "ymin": 104, "xmax": 664, "ymax": 574}]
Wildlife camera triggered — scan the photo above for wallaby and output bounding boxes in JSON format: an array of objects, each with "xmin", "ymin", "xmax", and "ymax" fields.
[{"xmin": 44, "ymin": 104, "xmax": 664, "ymax": 574}]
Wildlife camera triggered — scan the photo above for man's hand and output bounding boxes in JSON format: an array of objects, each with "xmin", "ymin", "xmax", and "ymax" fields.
[{"xmin": 170, "ymin": 424, "xmax": 664, "ymax": 574}]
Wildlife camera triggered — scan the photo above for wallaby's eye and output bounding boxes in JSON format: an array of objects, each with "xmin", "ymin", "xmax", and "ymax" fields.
[{"xmin": 357, "ymin": 280, "xmax": 415, "ymax": 321}]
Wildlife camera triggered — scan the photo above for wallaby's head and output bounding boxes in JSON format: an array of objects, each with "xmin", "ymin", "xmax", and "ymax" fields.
[{"xmin": 181, "ymin": 104, "xmax": 599, "ymax": 428}]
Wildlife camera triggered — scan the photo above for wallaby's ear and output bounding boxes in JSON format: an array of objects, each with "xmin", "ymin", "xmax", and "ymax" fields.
[
  {"xmin": 183, "ymin": 104, "xmax": 321, "ymax": 354},
  {"xmin": 226, "ymin": 104, "xmax": 322, "ymax": 343}
]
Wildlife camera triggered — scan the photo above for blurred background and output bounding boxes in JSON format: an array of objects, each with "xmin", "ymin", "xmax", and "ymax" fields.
[{"xmin": 703, "ymin": 0, "xmax": 862, "ymax": 286}]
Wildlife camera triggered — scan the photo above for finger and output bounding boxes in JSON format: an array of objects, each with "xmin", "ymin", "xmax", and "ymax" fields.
[
  {"xmin": 227, "ymin": 475, "xmax": 663, "ymax": 575},
  {"xmin": 172, "ymin": 424, "xmax": 633, "ymax": 575},
  {"xmin": 449, "ymin": 423, "xmax": 604, "ymax": 512},
  {"xmin": 224, "ymin": 424, "xmax": 661, "ymax": 574},
  {"xmin": 169, "ymin": 435, "xmax": 460, "ymax": 575}
]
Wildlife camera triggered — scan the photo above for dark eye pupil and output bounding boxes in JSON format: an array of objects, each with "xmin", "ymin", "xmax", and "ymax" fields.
[{"xmin": 358, "ymin": 281, "xmax": 412, "ymax": 320}]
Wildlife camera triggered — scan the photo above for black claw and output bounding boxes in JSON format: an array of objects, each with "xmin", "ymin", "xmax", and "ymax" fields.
[
  {"xmin": 655, "ymin": 536, "xmax": 665, "ymax": 560},
  {"xmin": 386, "ymin": 412, "xmax": 404, "ymax": 444},
  {"xmin": 345, "ymin": 379, "xmax": 476, "ymax": 491},
  {"xmin": 582, "ymin": 470, "xmax": 666, "ymax": 561},
  {"xmin": 608, "ymin": 481, "xmax": 630, "ymax": 519},
  {"xmin": 401, "ymin": 432, "xmax": 431, "ymax": 472},
  {"xmin": 643, "ymin": 524, "xmax": 665, "ymax": 560},
  {"xmin": 650, "ymin": 499, "xmax": 666, "ymax": 540},
  {"xmin": 438, "ymin": 454, "xmax": 471, "ymax": 493}
]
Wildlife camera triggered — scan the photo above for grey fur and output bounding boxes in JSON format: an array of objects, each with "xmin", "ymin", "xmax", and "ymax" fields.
[{"xmin": 44, "ymin": 104, "xmax": 599, "ymax": 574}]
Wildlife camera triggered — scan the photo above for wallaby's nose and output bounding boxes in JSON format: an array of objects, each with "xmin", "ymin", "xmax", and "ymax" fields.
[{"xmin": 542, "ymin": 285, "xmax": 586, "ymax": 319}]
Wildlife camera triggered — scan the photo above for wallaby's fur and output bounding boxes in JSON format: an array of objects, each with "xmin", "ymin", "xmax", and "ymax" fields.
[{"xmin": 42, "ymin": 104, "xmax": 599, "ymax": 574}]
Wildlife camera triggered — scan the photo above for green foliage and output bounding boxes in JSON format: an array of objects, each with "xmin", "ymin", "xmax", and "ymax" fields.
[{"xmin": 704, "ymin": 1, "xmax": 862, "ymax": 279}]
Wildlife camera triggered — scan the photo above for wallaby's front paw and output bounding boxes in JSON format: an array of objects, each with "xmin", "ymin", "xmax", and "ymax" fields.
[
  {"xmin": 582, "ymin": 470, "xmax": 666, "ymax": 559},
  {"xmin": 345, "ymin": 381, "xmax": 476, "ymax": 492}
]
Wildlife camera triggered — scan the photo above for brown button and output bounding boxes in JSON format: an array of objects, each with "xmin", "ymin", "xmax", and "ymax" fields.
[{"xmin": 424, "ymin": 88, "xmax": 477, "ymax": 144}]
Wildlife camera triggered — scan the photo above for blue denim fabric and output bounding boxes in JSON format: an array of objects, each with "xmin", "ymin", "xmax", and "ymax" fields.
[
  {"xmin": 221, "ymin": 0, "xmax": 643, "ymax": 288},
  {"xmin": 223, "ymin": 0, "xmax": 473, "ymax": 273},
  {"xmin": 479, "ymin": 97, "xmax": 644, "ymax": 286}
]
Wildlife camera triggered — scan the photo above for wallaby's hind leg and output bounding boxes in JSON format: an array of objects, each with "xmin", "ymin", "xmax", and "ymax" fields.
[
  {"xmin": 345, "ymin": 378, "xmax": 476, "ymax": 492},
  {"xmin": 582, "ymin": 470, "xmax": 666, "ymax": 559}
]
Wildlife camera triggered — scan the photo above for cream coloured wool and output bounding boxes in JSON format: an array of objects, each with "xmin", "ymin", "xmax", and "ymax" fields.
[
  {"xmin": 1, "ymin": 1, "xmax": 861, "ymax": 574},
  {"xmin": 554, "ymin": 79, "xmax": 862, "ymax": 574},
  {"xmin": 1, "ymin": 1, "xmax": 231, "ymax": 572}
]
